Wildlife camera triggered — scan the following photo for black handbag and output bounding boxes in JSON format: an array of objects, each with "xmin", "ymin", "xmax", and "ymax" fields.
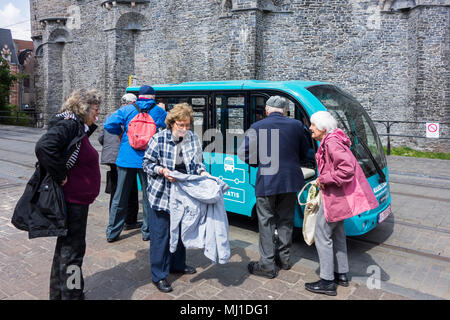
[
  {"xmin": 11, "ymin": 164, "xmax": 41, "ymax": 232},
  {"xmin": 12, "ymin": 163, "xmax": 67, "ymax": 239},
  {"xmin": 36, "ymin": 172, "xmax": 66, "ymax": 219}
]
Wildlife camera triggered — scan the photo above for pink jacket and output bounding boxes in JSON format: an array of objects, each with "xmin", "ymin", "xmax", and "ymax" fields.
[{"xmin": 316, "ymin": 128, "xmax": 379, "ymax": 223}]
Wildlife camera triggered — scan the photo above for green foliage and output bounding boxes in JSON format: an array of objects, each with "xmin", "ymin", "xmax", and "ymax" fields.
[
  {"xmin": 0, "ymin": 56, "xmax": 18, "ymax": 117},
  {"xmin": 384, "ymin": 146, "xmax": 450, "ymax": 160},
  {"xmin": 0, "ymin": 104, "xmax": 33, "ymax": 126}
]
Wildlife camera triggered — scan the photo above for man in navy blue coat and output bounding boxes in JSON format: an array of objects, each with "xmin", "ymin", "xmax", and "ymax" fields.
[{"xmin": 238, "ymin": 95, "xmax": 310, "ymax": 279}]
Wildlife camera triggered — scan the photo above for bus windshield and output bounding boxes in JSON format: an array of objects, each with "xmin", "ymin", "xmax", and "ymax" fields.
[{"xmin": 306, "ymin": 85, "xmax": 387, "ymax": 178}]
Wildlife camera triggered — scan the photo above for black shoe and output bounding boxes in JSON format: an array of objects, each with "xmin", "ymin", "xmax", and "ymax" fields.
[
  {"xmin": 247, "ymin": 261, "xmax": 278, "ymax": 279},
  {"xmin": 124, "ymin": 222, "xmax": 143, "ymax": 231},
  {"xmin": 142, "ymin": 236, "xmax": 149, "ymax": 241},
  {"xmin": 107, "ymin": 235, "xmax": 120, "ymax": 243},
  {"xmin": 275, "ymin": 255, "xmax": 291, "ymax": 270},
  {"xmin": 153, "ymin": 279, "xmax": 173, "ymax": 293},
  {"xmin": 170, "ymin": 265, "xmax": 197, "ymax": 275},
  {"xmin": 305, "ymin": 279, "xmax": 337, "ymax": 296},
  {"xmin": 334, "ymin": 272, "xmax": 349, "ymax": 287}
]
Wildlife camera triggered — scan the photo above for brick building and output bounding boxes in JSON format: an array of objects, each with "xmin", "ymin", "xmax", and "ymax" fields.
[
  {"xmin": 0, "ymin": 28, "xmax": 20, "ymax": 106},
  {"xmin": 14, "ymin": 39, "xmax": 35, "ymax": 110},
  {"xmin": 0, "ymin": 28, "xmax": 35, "ymax": 110},
  {"xmin": 30, "ymin": 0, "xmax": 449, "ymax": 151}
]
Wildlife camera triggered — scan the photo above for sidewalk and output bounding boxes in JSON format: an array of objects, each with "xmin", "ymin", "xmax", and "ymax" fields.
[
  {"xmin": 0, "ymin": 176, "xmax": 411, "ymax": 300},
  {"xmin": 0, "ymin": 125, "xmax": 448, "ymax": 300}
]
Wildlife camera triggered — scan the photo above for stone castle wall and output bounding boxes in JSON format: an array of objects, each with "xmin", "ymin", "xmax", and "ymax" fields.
[{"xmin": 30, "ymin": 0, "xmax": 450, "ymax": 151}]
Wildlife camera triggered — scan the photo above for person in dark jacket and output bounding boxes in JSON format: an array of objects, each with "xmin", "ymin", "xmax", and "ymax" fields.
[
  {"xmin": 98, "ymin": 93, "xmax": 141, "ymax": 231},
  {"xmin": 35, "ymin": 88, "xmax": 102, "ymax": 300},
  {"xmin": 238, "ymin": 96, "xmax": 309, "ymax": 279}
]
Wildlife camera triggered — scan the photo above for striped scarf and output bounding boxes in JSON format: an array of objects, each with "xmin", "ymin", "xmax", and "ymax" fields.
[{"xmin": 55, "ymin": 111, "xmax": 82, "ymax": 170}]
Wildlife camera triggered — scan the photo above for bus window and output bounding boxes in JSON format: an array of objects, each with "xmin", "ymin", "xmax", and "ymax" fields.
[
  {"xmin": 251, "ymin": 95, "xmax": 266, "ymax": 122},
  {"xmin": 191, "ymin": 97, "xmax": 206, "ymax": 139},
  {"xmin": 307, "ymin": 85, "xmax": 387, "ymax": 177},
  {"xmin": 214, "ymin": 94, "xmax": 246, "ymax": 154},
  {"xmin": 286, "ymin": 100, "xmax": 295, "ymax": 119},
  {"xmin": 156, "ymin": 95, "xmax": 207, "ymax": 141}
]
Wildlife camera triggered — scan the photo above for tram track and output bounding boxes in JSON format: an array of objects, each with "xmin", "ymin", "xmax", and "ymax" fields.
[
  {"xmin": 0, "ymin": 157, "xmax": 36, "ymax": 169},
  {"xmin": 1, "ymin": 133, "xmax": 449, "ymax": 265},
  {"xmin": 0, "ymin": 136, "xmax": 37, "ymax": 144},
  {"xmin": 347, "ymin": 237, "xmax": 450, "ymax": 263},
  {"xmin": 390, "ymin": 179, "xmax": 450, "ymax": 191}
]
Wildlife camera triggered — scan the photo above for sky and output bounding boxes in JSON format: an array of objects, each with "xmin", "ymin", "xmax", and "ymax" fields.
[{"xmin": 0, "ymin": 0, "xmax": 31, "ymax": 41}]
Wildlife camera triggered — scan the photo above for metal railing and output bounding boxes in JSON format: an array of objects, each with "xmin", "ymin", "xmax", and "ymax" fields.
[
  {"xmin": 373, "ymin": 120, "xmax": 450, "ymax": 155},
  {"xmin": 0, "ymin": 110, "xmax": 52, "ymax": 128}
]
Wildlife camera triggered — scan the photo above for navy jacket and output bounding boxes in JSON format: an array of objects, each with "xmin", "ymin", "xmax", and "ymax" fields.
[{"xmin": 238, "ymin": 112, "xmax": 310, "ymax": 197}]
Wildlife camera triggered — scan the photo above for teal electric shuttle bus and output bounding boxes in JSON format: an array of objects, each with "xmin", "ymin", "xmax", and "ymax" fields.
[{"xmin": 127, "ymin": 80, "xmax": 392, "ymax": 236}]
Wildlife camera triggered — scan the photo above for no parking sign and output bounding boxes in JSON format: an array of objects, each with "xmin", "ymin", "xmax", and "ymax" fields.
[{"xmin": 426, "ymin": 122, "xmax": 439, "ymax": 138}]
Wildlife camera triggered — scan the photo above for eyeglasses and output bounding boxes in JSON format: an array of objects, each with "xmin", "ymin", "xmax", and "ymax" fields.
[{"xmin": 175, "ymin": 122, "xmax": 191, "ymax": 129}]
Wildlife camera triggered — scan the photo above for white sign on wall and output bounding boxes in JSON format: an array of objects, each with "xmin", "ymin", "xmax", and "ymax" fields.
[{"xmin": 426, "ymin": 123, "xmax": 440, "ymax": 139}]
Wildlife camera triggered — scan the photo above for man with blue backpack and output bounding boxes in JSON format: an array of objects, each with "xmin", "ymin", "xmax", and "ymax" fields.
[{"xmin": 104, "ymin": 85, "xmax": 167, "ymax": 242}]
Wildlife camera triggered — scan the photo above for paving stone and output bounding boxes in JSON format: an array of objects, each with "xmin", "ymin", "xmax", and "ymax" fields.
[
  {"xmin": 1, "ymin": 135, "xmax": 449, "ymax": 301},
  {"xmin": 185, "ymin": 283, "xmax": 221, "ymax": 300},
  {"xmin": 250, "ymin": 287, "xmax": 280, "ymax": 300},
  {"xmin": 261, "ymin": 279, "xmax": 293, "ymax": 295}
]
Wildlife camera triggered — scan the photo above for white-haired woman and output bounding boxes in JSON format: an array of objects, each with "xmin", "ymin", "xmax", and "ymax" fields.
[
  {"xmin": 305, "ymin": 111, "xmax": 378, "ymax": 296},
  {"xmin": 35, "ymin": 89, "xmax": 102, "ymax": 300}
]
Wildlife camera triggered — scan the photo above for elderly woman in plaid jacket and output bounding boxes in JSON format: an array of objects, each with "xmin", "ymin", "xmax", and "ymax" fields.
[{"xmin": 143, "ymin": 103, "xmax": 210, "ymax": 293}]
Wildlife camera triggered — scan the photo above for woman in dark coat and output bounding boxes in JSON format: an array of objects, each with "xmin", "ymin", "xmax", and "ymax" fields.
[{"xmin": 35, "ymin": 89, "xmax": 102, "ymax": 300}]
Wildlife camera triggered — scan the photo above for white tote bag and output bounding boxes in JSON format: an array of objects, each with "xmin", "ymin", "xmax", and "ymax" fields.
[{"xmin": 298, "ymin": 181, "xmax": 321, "ymax": 246}]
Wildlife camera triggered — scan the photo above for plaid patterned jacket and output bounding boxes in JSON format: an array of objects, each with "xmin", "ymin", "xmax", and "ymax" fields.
[{"xmin": 143, "ymin": 129, "xmax": 207, "ymax": 213}]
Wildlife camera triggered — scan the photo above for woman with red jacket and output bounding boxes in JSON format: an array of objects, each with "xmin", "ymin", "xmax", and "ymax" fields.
[{"xmin": 305, "ymin": 111, "xmax": 378, "ymax": 296}]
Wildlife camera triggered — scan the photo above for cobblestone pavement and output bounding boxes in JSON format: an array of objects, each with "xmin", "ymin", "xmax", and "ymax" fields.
[{"xmin": 0, "ymin": 125, "xmax": 448, "ymax": 300}]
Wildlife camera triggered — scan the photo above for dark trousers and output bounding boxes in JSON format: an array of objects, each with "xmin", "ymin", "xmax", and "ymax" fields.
[
  {"xmin": 148, "ymin": 207, "xmax": 186, "ymax": 282},
  {"xmin": 107, "ymin": 164, "xmax": 139, "ymax": 225},
  {"xmin": 107, "ymin": 166, "xmax": 150, "ymax": 240},
  {"xmin": 256, "ymin": 193, "xmax": 296, "ymax": 271},
  {"xmin": 49, "ymin": 203, "xmax": 89, "ymax": 300}
]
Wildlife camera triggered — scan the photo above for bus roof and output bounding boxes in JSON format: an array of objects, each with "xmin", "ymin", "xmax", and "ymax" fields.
[
  {"xmin": 126, "ymin": 80, "xmax": 330, "ymax": 115},
  {"xmin": 126, "ymin": 80, "xmax": 328, "ymax": 92}
]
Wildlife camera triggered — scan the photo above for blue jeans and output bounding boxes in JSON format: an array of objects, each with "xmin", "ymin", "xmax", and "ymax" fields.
[
  {"xmin": 149, "ymin": 207, "xmax": 186, "ymax": 282},
  {"xmin": 106, "ymin": 166, "xmax": 150, "ymax": 240}
]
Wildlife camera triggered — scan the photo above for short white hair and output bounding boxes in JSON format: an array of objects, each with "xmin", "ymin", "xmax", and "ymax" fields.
[
  {"xmin": 265, "ymin": 106, "xmax": 284, "ymax": 114},
  {"xmin": 121, "ymin": 93, "xmax": 137, "ymax": 104},
  {"xmin": 310, "ymin": 111, "xmax": 338, "ymax": 134}
]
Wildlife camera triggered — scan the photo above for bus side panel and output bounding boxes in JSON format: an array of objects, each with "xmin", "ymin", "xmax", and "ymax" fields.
[
  {"xmin": 293, "ymin": 167, "xmax": 391, "ymax": 236},
  {"xmin": 204, "ymin": 152, "xmax": 256, "ymax": 217}
]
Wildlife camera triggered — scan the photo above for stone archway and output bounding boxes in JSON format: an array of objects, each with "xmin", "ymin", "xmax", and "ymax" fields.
[
  {"xmin": 110, "ymin": 12, "xmax": 150, "ymax": 110},
  {"xmin": 46, "ymin": 28, "xmax": 72, "ymax": 116}
]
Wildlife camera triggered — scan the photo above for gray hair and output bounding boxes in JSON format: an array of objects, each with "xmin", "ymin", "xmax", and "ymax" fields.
[
  {"xmin": 139, "ymin": 94, "xmax": 155, "ymax": 100},
  {"xmin": 310, "ymin": 111, "xmax": 338, "ymax": 134},
  {"xmin": 61, "ymin": 88, "xmax": 102, "ymax": 122},
  {"xmin": 121, "ymin": 93, "xmax": 137, "ymax": 105}
]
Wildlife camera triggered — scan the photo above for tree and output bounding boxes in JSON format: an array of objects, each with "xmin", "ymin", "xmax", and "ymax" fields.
[{"xmin": 0, "ymin": 56, "xmax": 18, "ymax": 114}]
